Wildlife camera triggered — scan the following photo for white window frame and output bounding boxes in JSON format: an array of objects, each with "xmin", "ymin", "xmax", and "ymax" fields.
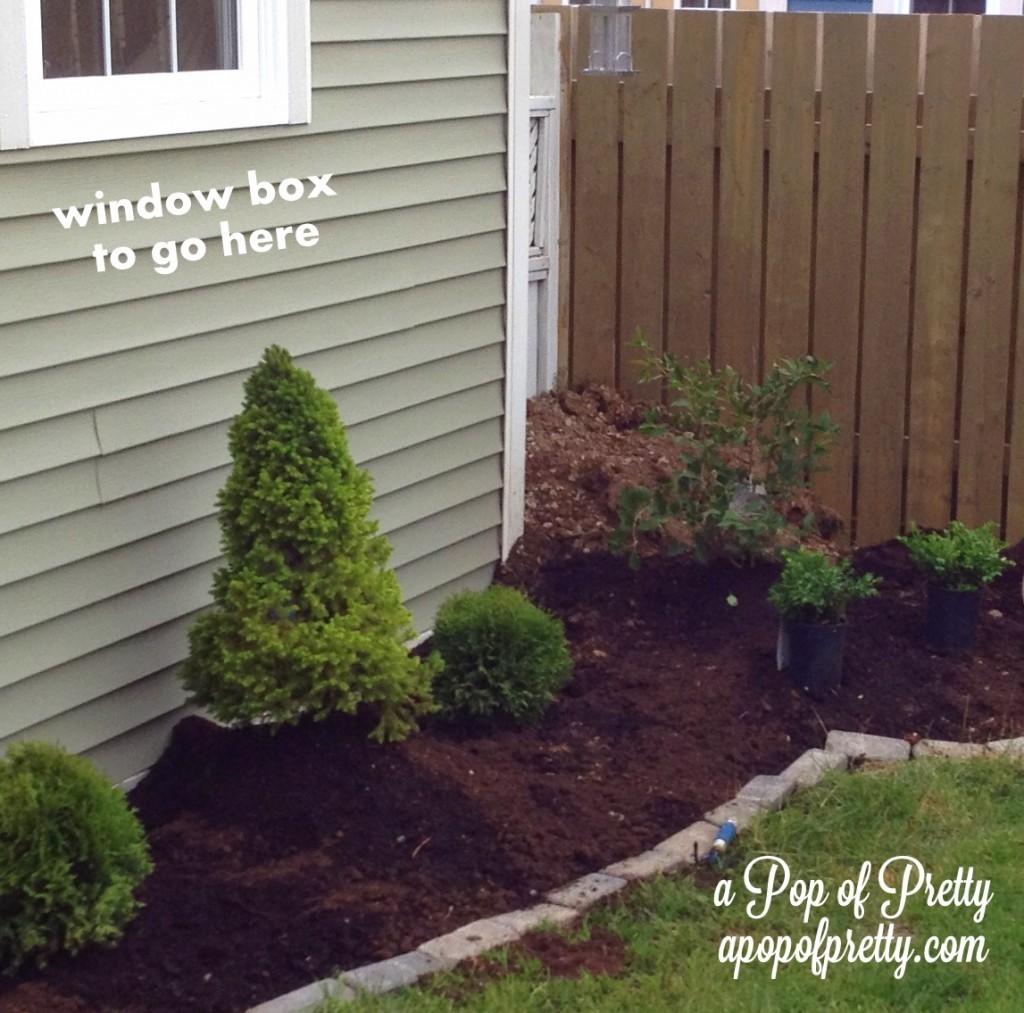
[{"xmin": 0, "ymin": 1, "xmax": 310, "ymax": 150}]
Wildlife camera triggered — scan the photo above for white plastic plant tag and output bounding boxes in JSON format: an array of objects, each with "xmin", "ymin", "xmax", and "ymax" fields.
[{"xmin": 776, "ymin": 625, "xmax": 790, "ymax": 671}]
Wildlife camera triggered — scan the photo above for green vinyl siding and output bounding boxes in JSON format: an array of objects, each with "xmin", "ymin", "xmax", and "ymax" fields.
[
  {"xmin": 0, "ymin": 0, "xmax": 509, "ymax": 781},
  {"xmin": 0, "ymin": 413, "xmax": 101, "ymax": 482},
  {"xmin": 1, "ymin": 235, "xmax": 504, "ymax": 375},
  {"xmin": 2, "ymin": 275, "xmax": 504, "ymax": 428},
  {"xmin": 0, "ymin": 623, "xmax": 194, "ymax": 743},
  {"xmin": 0, "ymin": 201, "xmax": 504, "ymax": 328},
  {"xmin": 311, "ymin": 0, "xmax": 506, "ymax": 40},
  {"xmin": 1, "ymin": 153, "xmax": 506, "ymax": 274}
]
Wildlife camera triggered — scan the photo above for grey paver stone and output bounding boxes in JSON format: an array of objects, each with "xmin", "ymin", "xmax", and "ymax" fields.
[
  {"xmin": 653, "ymin": 821, "xmax": 718, "ymax": 864},
  {"xmin": 825, "ymin": 730, "xmax": 911, "ymax": 762},
  {"xmin": 602, "ymin": 848, "xmax": 688, "ymax": 881},
  {"xmin": 545, "ymin": 873, "xmax": 628, "ymax": 911},
  {"xmin": 736, "ymin": 774, "xmax": 795, "ymax": 811},
  {"xmin": 779, "ymin": 748, "xmax": 849, "ymax": 788},
  {"xmin": 703, "ymin": 797, "xmax": 766, "ymax": 830},
  {"xmin": 984, "ymin": 737, "xmax": 1024, "ymax": 757},
  {"xmin": 342, "ymin": 950, "xmax": 454, "ymax": 996},
  {"xmin": 247, "ymin": 978, "xmax": 355, "ymax": 1013},
  {"xmin": 417, "ymin": 917, "xmax": 522, "ymax": 963},
  {"xmin": 913, "ymin": 739, "xmax": 990, "ymax": 760},
  {"xmin": 492, "ymin": 903, "xmax": 579, "ymax": 933}
]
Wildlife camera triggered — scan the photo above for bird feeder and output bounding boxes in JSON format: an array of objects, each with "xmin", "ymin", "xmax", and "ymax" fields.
[{"xmin": 571, "ymin": 0, "xmax": 637, "ymax": 77}]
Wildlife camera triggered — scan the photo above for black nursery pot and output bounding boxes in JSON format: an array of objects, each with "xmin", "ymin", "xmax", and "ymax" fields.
[
  {"xmin": 781, "ymin": 620, "xmax": 847, "ymax": 698},
  {"xmin": 925, "ymin": 584, "xmax": 982, "ymax": 653}
]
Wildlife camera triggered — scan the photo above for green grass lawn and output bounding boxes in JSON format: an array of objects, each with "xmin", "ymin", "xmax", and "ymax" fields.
[{"xmin": 318, "ymin": 756, "xmax": 1024, "ymax": 1012}]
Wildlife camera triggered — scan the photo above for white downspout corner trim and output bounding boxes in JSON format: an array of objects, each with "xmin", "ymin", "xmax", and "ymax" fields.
[{"xmin": 502, "ymin": 0, "xmax": 531, "ymax": 560}]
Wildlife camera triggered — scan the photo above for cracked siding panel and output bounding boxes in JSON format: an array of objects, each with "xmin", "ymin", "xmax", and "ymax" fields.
[
  {"xmin": 0, "ymin": 415, "xmax": 503, "ymax": 589},
  {"xmin": 0, "ymin": 412, "xmax": 103, "ymax": 483}
]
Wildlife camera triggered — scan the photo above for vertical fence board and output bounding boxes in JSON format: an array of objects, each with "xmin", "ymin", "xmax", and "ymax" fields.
[
  {"xmin": 856, "ymin": 16, "xmax": 920, "ymax": 547},
  {"xmin": 956, "ymin": 19, "xmax": 1024, "ymax": 528},
  {"xmin": 811, "ymin": 15, "xmax": 868, "ymax": 533},
  {"xmin": 1009, "ymin": 199, "xmax": 1024, "ymax": 542},
  {"xmin": 763, "ymin": 13, "xmax": 817, "ymax": 369},
  {"xmin": 905, "ymin": 17, "xmax": 972, "ymax": 531},
  {"xmin": 619, "ymin": 9, "xmax": 670, "ymax": 398},
  {"xmin": 666, "ymin": 10, "xmax": 718, "ymax": 365},
  {"xmin": 570, "ymin": 10, "xmax": 620, "ymax": 387},
  {"xmin": 716, "ymin": 12, "xmax": 766, "ymax": 376}
]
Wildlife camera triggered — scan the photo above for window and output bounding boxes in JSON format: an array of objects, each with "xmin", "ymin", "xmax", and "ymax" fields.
[
  {"xmin": 0, "ymin": 1, "xmax": 310, "ymax": 150},
  {"xmin": 41, "ymin": 0, "xmax": 239, "ymax": 78},
  {"xmin": 911, "ymin": 0, "xmax": 985, "ymax": 10},
  {"xmin": 787, "ymin": 0, "xmax": 872, "ymax": 10}
]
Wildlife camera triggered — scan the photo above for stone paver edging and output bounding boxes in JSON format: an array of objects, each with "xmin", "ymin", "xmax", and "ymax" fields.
[{"xmin": 248, "ymin": 732, "xmax": 1024, "ymax": 1012}]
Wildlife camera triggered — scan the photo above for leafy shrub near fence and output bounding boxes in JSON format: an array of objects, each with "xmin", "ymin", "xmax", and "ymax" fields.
[
  {"xmin": 431, "ymin": 585, "xmax": 573, "ymax": 725},
  {"xmin": 179, "ymin": 345, "xmax": 438, "ymax": 742},
  {"xmin": 898, "ymin": 521, "xmax": 1012, "ymax": 591},
  {"xmin": 610, "ymin": 336, "xmax": 839, "ymax": 566},
  {"xmin": 0, "ymin": 742, "xmax": 153, "ymax": 975}
]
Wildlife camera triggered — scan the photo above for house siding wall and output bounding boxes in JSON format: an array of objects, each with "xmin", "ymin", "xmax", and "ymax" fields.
[{"xmin": 0, "ymin": 0, "xmax": 509, "ymax": 780}]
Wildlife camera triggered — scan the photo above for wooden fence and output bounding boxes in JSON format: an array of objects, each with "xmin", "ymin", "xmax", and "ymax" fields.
[{"xmin": 546, "ymin": 8, "xmax": 1024, "ymax": 546}]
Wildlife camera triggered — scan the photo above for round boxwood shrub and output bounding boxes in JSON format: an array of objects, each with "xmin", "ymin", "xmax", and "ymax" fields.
[
  {"xmin": 431, "ymin": 585, "xmax": 573, "ymax": 724},
  {"xmin": 0, "ymin": 741, "xmax": 153, "ymax": 975}
]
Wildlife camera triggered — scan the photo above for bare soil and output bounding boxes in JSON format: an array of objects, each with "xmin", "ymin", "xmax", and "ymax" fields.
[{"xmin": 1, "ymin": 386, "xmax": 1021, "ymax": 1013}]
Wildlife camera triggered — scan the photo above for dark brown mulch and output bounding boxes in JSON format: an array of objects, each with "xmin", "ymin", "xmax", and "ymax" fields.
[
  {"xmin": 1, "ymin": 387, "xmax": 1022, "ymax": 1013},
  {"xmin": 432, "ymin": 925, "xmax": 629, "ymax": 1005}
]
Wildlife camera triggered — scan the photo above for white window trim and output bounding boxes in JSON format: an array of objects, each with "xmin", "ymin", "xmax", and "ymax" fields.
[{"xmin": 0, "ymin": 1, "xmax": 310, "ymax": 150}]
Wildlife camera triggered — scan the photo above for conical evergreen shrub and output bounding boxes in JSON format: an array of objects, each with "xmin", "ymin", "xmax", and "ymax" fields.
[{"xmin": 180, "ymin": 345, "xmax": 437, "ymax": 740}]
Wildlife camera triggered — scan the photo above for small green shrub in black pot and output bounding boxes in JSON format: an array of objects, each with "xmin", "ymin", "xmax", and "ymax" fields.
[
  {"xmin": 768, "ymin": 549, "xmax": 880, "ymax": 698},
  {"xmin": 899, "ymin": 521, "xmax": 1012, "ymax": 653},
  {"xmin": 0, "ymin": 742, "xmax": 153, "ymax": 975},
  {"xmin": 431, "ymin": 585, "xmax": 573, "ymax": 724}
]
